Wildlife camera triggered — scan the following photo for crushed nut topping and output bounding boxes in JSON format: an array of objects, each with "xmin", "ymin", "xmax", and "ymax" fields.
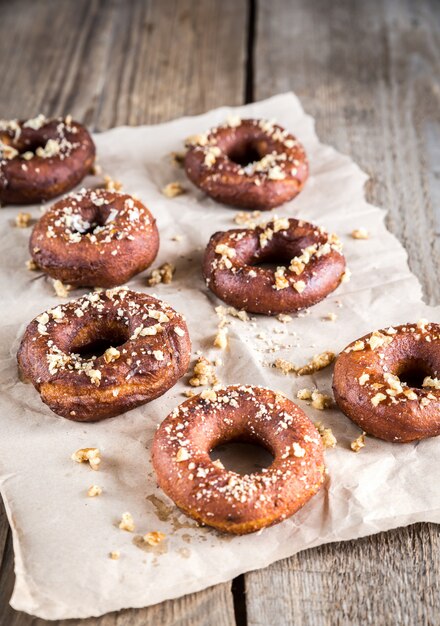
[
  {"xmin": 15, "ymin": 212, "xmax": 32, "ymax": 228},
  {"xmin": 351, "ymin": 432, "xmax": 366, "ymax": 452},
  {"xmin": 119, "ymin": 512, "xmax": 135, "ymax": 532},
  {"xmin": 103, "ymin": 347, "xmax": 120, "ymax": 363},
  {"xmin": 422, "ymin": 376, "xmax": 440, "ymax": 389},
  {"xmin": 351, "ymin": 228, "xmax": 369, "ymax": 240},
  {"xmin": 143, "ymin": 531, "xmax": 166, "ymax": 546},
  {"xmin": 71, "ymin": 447, "xmax": 101, "ymax": 471},
  {"xmin": 162, "ymin": 181, "xmax": 186, "ymax": 197},
  {"xmin": 371, "ymin": 392, "xmax": 387, "ymax": 407},
  {"xmin": 176, "ymin": 447, "xmax": 191, "ymax": 462},
  {"xmin": 52, "ymin": 279, "xmax": 71, "ymax": 298},
  {"xmin": 315, "ymin": 422, "xmax": 337, "ymax": 448},
  {"xmin": 189, "ymin": 356, "xmax": 218, "ymax": 387},
  {"xmin": 146, "ymin": 262, "xmax": 175, "ymax": 286}
]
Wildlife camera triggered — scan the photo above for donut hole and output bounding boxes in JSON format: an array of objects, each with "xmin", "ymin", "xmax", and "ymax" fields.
[
  {"xmin": 394, "ymin": 359, "xmax": 432, "ymax": 389},
  {"xmin": 70, "ymin": 320, "xmax": 129, "ymax": 359},
  {"xmin": 210, "ymin": 441, "xmax": 274, "ymax": 475},
  {"xmin": 227, "ymin": 139, "xmax": 264, "ymax": 167}
]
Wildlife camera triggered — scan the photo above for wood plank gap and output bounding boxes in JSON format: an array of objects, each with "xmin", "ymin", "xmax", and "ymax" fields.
[
  {"xmin": 231, "ymin": 575, "xmax": 248, "ymax": 626},
  {"xmin": 244, "ymin": 0, "xmax": 256, "ymax": 103}
]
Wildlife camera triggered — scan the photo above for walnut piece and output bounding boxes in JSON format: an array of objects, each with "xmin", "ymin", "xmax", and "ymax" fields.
[
  {"xmin": 71, "ymin": 447, "xmax": 101, "ymax": 471},
  {"xmin": 143, "ymin": 531, "xmax": 166, "ymax": 546},
  {"xmin": 15, "ymin": 212, "xmax": 32, "ymax": 228},
  {"xmin": 162, "ymin": 181, "xmax": 186, "ymax": 197},
  {"xmin": 214, "ymin": 327, "xmax": 228, "ymax": 349},
  {"xmin": 119, "ymin": 512, "xmax": 135, "ymax": 532},
  {"xmin": 315, "ymin": 422, "xmax": 337, "ymax": 448},
  {"xmin": 351, "ymin": 432, "xmax": 366, "ymax": 452},
  {"xmin": 109, "ymin": 551, "xmax": 120, "ymax": 560},
  {"xmin": 146, "ymin": 262, "xmax": 175, "ymax": 286},
  {"xmin": 189, "ymin": 356, "xmax": 218, "ymax": 387},
  {"xmin": 53, "ymin": 279, "xmax": 71, "ymax": 298},
  {"xmin": 87, "ymin": 485, "xmax": 102, "ymax": 497},
  {"xmin": 104, "ymin": 175, "xmax": 123, "ymax": 192},
  {"xmin": 104, "ymin": 347, "xmax": 120, "ymax": 363},
  {"xmin": 351, "ymin": 228, "xmax": 369, "ymax": 240}
]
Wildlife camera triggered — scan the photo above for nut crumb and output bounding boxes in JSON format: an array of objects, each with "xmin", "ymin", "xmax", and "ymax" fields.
[
  {"xmin": 170, "ymin": 151, "xmax": 186, "ymax": 166},
  {"xmin": 146, "ymin": 262, "xmax": 175, "ymax": 286},
  {"xmin": 104, "ymin": 347, "xmax": 120, "ymax": 363},
  {"xmin": 26, "ymin": 259, "xmax": 39, "ymax": 271},
  {"xmin": 162, "ymin": 181, "xmax": 186, "ymax": 197},
  {"xmin": 176, "ymin": 447, "xmax": 191, "ymax": 462},
  {"xmin": 53, "ymin": 279, "xmax": 71, "ymax": 298},
  {"xmin": 323, "ymin": 312, "xmax": 337, "ymax": 322},
  {"xmin": 351, "ymin": 228, "xmax": 369, "ymax": 240},
  {"xmin": 15, "ymin": 212, "xmax": 32, "ymax": 228},
  {"xmin": 214, "ymin": 327, "xmax": 228, "ymax": 349},
  {"xmin": 297, "ymin": 388, "xmax": 312, "ymax": 400},
  {"xmin": 119, "ymin": 512, "xmax": 135, "ymax": 532},
  {"xmin": 87, "ymin": 485, "xmax": 102, "ymax": 497},
  {"xmin": 351, "ymin": 432, "xmax": 366, "ymax": 452},
  {"xmin": 200, "ymin": 388, "xmax": 217, "ymax": 402},
  {"xmin": 143, "ymin": 531, "xmax": 166, "ymax": 546},
  {"xmin": 71, "ymin": 447, "xmax": 101, "ymax": 471},
  {"xmin": 277, "ymin": 313, "xmax": 292, "ymax": 323},
  {"xmin": 189, "ymin": 356, "xmax": 218, "ymax": 387},
  {"xmin": 109, "ymin": 551, "xmax": 120, "ymax": 560},
  {"xmin": 423, "ymin": 376, "xmax": 440, "ymax": 389},
  {"xmin": 296, "ymin": 351, "xmax": 335, "ymax": 376},
  {"xmin": 233, "ymin": 210, "xmax": 261, "ymax": 227},
  {"xmin": 104, "ymin": 175, "xmax": 123, "ymax": 192},
  {"xmin": 315, "ymin": 422, "xmax": 337, "ymax": 448}
]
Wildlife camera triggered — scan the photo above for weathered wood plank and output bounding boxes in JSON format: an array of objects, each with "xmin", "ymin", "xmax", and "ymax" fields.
[
  {"xmin": 0, "ymin": 0, "xmax": 246, "ymax": 623},
  {"xmin": 247, "ymin": 0, "xmax": 440, "ymax": 624}
]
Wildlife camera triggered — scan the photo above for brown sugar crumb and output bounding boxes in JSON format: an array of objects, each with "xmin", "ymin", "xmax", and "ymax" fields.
[
  {"xmin": 189, "ymin": 356, "xmax": 218, "ymax": 387},
  {"xmin": 214, "ymin": 327, "xmax": 228, "ymax": 349},
  {"xmin": 87, "ymin": 485, "xmax": 102, "ymax": 497},
  {"xmin": 351, "ymin": 432, "xmax": 366, "ymax": 452},
  {"xmin": 119, "ymin": 512, "xmax": 135, "ymax": 532},
  {"xmin": 109, "ymin": 551, "xmax": 120, "ymax": 560},
  {"xmin": 15, "ymin": 212, "xmax": 32, "ymax": 228},
  {"xmin": 71, "ymin": 447, "xmax": 101, "ymax": 471},
  {"xmin": 143, "ymin": 531, "xmax": 166, "ymax": 546},
  {"xmin": 146, "ymin": 262, "xmax": 175, "ymax": 286},
  {"xmin": 52, "ymin": 279, "xmax": 71, "ymax": 298},
  {"xmin": 104, "ymin": 175, "xmax": 123, "ymax": 192},
  {"xmin": 162, "ymin": 181, "xmax": 186, "ymax": 197},
  {"xmin": 351, "ymin": 228, "xmax": 369, "ymax": 240},
  {"xmin": 315, "ymin": 422, "xmax": 337, "ymax": 448},
  {"xmin": 296, "ymin": 351, "xmax": 336, "ymax": 376},
  {"xmin": 26, "ymin": 259, "xmax": 39, "ymax": 271}
]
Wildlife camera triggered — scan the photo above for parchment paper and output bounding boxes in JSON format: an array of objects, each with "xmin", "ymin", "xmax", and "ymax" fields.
[{"xmin": 1, "ymin": 93, "xmax": 439, "ymax": 620}]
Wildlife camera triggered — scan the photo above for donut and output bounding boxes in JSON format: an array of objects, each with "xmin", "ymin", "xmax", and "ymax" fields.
[
  {"xmin": 30, "ymin": 187, "xmax": 159, "ymax": 288},
  {"xmin": 17, "ymin": 287, "xmax": 191, "ymax": 422},
  {"xmin": 184, "ymin": 118, "xmax": 308, "ymax": 210},
  {"xmin": 333, "ymin": 321, "xmax": 440, "ymax": 442},
  {"xmin": 202, "ymin": 217, "xmax": 346, "ymax": 315},
  {"xmin": 152, "ymin": 385, "xmax": 325, "ymax": 534},
  {"xmin": 0, "ymin": 114, "xmax": 95, "ymax": 205}
]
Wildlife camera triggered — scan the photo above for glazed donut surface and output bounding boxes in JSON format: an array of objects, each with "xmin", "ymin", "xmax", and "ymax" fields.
[
  {"xmin": 203, "ymin": 217, "xmax": 346, "ymax": 315},
  {"xmin": 185, "ymin": 118, "xmax": 308, "ymax": 210},
  {"xmin": 333, "ymin": 321, "xmax": 440, "ymax": 442},
  {"xmin": 30, "ymin": 188, "xmax": 159, "ymax": 288},
  {"xmin": 0, "ymin": 115, "xmax": 95, "ymax": 205},
  {"xmin": 17, "ymin": 288, "xmax": 191, "ymax": 421},
  {"xmin": 152, "ymin": 385, "xmax": 325, "ymax": 534}
]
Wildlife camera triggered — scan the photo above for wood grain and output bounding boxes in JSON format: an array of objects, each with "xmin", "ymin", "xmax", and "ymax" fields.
[
  {"xmin": 0, "ymin": 0, "xmax": 246, "ymax": 624},
  {"xmin": 246, "ymin": 0, "xmax": 440, "ymax": 624}
]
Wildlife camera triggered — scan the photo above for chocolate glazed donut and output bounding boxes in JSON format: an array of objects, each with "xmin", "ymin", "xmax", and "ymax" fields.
[
  {"xmin": 333, "ymin": 321, "xmax": 440, "ymax": 442},
  {"xmin": 152, "ymin": 385, "xmax": 325, "ymax": 534},
  {"xmin": 203, "ymin": 217, "xmax": 346, "ymax": 315},
  {"xmin": 17, "ymin": 288, "xmax": 191, "ymax": 422},
  {"xmin": 0, "ymin": 115, "xmax": 95, "ymax": 205},
  {"xmin": 30, "ymin": 188, "xmax": 159, "ymax": 288},
  {"xmin": 184, "ymin": 118, "xmax": 308, "ymax": 210}
]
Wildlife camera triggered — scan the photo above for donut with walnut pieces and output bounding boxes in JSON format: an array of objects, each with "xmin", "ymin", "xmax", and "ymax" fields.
[
  {"xmin": 0, "ymin": 114, "xmax": 95, "ymax": 205},
  {"xmin": 184, "ymin": 118, "xmax": 308, "ymax": 210},
  {"xmin": 30, "ymin": 187, "xmax": 159, "ymax": 288},
  {"xmin": 152, "ymin": 385, "xmax": 325, "ymax": 535},
  {"xmin": 17, "ymin": 288, "xmax": 191, "ymax": 422},
  {"xmin": 333, "ymin": 321, "xmax": 440, "ymax": 442},
  {"xmin": 203, "ymin": 217, "xmax": 346, "ymax": 315}
]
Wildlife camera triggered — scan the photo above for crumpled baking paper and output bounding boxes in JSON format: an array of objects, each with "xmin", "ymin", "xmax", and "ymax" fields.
[{"xmin": 1, "ymin": 93, "xmax": 439, "ymax": 620}]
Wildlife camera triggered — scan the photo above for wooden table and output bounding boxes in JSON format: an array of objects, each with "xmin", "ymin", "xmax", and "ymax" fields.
[{"xmin": 0, "ymin": 1, "xmax": 439, "ymax": 624}]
